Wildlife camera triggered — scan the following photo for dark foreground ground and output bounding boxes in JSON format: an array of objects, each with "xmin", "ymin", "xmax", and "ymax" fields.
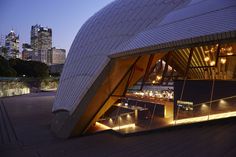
[{"xmin": 0, "ymin": 92, "xmax": 236, "ymax": 157}]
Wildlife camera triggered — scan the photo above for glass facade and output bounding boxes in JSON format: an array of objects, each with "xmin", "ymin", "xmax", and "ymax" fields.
[{"xmin": 91, "ymin": 41, "xmax": 236, "ymax": 134}]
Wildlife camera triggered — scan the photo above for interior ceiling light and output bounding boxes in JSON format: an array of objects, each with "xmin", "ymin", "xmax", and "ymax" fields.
[
  {"xmin": 227, "ymin": 46, "xmax": 233, "ymax": 51},
  {"xmin": 156, "ymin": 76, "xmax": 162, "ymax": 80},
  {"xmin": 210, "ymin": 61, "xmax": 215, "ymax": 66},
  {"xmin": 210, "ymin": 48, "xmax": 215, "ymax": 52},
  {"xmin": 220, "ymin": 58, "xmax": 226, "ymax": 64},
  {"xmin": 204, "ymin": 56, "xmax": 210, "ymax": 62},
  {"xmin": 227, "ymin": 52, "xmax": 233, "ymax": 56},
  {"xmin": 221, "ymin": 47, "xmax": 226, "ymax": 52}
]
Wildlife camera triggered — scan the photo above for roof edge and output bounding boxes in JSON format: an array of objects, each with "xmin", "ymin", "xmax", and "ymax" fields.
[{"xmin": 109, "ymin": 30, "xmax": 236, "ymax": 58}]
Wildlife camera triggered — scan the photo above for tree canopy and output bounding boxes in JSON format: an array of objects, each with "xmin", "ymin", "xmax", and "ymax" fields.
[
  {"xmin": 0, "ymin": 56, "xmax": 17, "ymax": 77},
  {"xmin": 0, "ymin": 57, "xmax": 49, "ymax": 78}
]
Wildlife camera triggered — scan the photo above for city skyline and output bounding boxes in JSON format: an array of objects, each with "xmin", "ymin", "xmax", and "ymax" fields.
[{"xmin": 0, "ymin": 0, "xmax": 114, "ymax": 54}]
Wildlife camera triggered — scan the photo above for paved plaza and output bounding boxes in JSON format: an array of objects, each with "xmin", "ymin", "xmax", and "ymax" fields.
[{"xmin": 0, "ymin": 92, "xmax": 236, "ymax": 157}]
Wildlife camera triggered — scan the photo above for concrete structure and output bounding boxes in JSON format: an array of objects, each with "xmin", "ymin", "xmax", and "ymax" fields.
[
  {"xmin": 31, "ymin": 25, "xmax": 52, "ymax": 64},
  {"xmin": 48, "ymin": 47, "xmax": 66, "ymax": 65},
  {"xmin": 52, "ymin": 0, "xmax": 236, "ymax": 138},
  {"xmin": 5, "ymin": 30, "xmax": 20, "ymax": 59}
]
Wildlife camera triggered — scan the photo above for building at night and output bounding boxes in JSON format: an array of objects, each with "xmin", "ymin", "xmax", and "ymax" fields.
[
  {"xmin": 48, "ymin": 47, "xmax": 66, "ymax": 65},
  {"xmin": 0, "ymin": 35, "xmax": 4, "ymax": 47},
  {"xmin": 30, "ymin": 24, "xmax": 41, "ymax": 53},
  {"xmin": 22, "ymin": 43, "xmax": 34, "ymax": 61},
  {"xmin": 4, "ymin": 30, "xmax": 20, "ymax": 59},
  {"xmin": 51, "ymin": 0, "xmax": 236, "ymax": 138},
  {"xmin": 31, "ymin": 24, "xmax": 52, "ymax": 64}
]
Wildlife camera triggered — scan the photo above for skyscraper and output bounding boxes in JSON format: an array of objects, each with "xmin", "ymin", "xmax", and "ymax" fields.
[
  {"xmin": 0, "ymin": 34, "xmax": 4, "ymax": 47},
  {"xmin": 5, "ymin": 30, "xmax": 20, "ymax": 59},
  {"xmin": 30, "ymin": 24, "xmax": 40, "ymax": 53},
  {"xmin": 0, "ymin": 35, "xmax": 4, "ymax": 57},
  {"xmin": 31, "ymin": 24, "xmax": 52, "ymax": 64}
]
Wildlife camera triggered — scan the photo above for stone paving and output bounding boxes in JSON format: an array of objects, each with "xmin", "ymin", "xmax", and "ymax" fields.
[{"xmin": 1, "ymin": 92, "xmax": 236, "ymax": 157}]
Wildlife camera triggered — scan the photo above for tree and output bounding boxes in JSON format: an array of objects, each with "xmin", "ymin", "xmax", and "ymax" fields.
[
  {"xmin": 0, "ymin": 56, "xmax": 17, "ymax": 77},
  {"xmin": 9, "ymin": 59, "xmax": 49, "ymax": 78},
  {"xmin": 1, "ymin": 46, "xmax": 8, "ymax": 58},
  {"xmin": 11, "ymin": 49, "xmax": 20, "ymax": 59}
]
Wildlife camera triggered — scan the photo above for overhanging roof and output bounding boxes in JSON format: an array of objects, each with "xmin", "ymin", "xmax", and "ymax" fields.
[{"xmin": 52, "ymin": 0, "xmax": 236, "ymax": 138}]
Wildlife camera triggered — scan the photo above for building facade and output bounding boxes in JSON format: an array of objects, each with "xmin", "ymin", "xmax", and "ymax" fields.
[
  {"xmin": 0, "ymin": 35, "xmax": 4, "ymax": 47},
  {"xmin": 30, "ymin": 24, "xmax": 40, "ymax": 52},
  {"xmin": 31, "ymin": 25, "xmax": 52, "ymax": 64},
  {"xmin": 5, "ymin": 30, "xmax": 20, "ymax": 59},
  {"xmin": 51, "ymin": 0, "xmax": 236, "ymax": 138},
  {"xmin": 48, "ymin": 47, "xmax": 66, "ymax": 65},
  {"xmin": 22, "ymin": 43, "xmax": 34, "ymax": 61},
  {"xmin": 0, "ymin": 35, "xmax": 3, "ymax": 57}
]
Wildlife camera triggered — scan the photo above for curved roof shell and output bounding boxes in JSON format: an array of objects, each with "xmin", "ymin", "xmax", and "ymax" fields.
[{"xmin": 52, "ymin": 0, "xmax": 236, "ymax": 138}]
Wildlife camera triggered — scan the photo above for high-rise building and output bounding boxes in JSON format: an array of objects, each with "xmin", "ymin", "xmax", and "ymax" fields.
[
  {"xmin": 0, "ymin": 35, "xmax": 4, "ymax": 57},
  {"xmin": 0, "ymin": 34, "xmax": 4, "ymax": 47},
  {"xmin": 22, "ymin": 43, "xmax": 34, "ymax": 61},
  {"xmin": 38, "ymin": 27, "xmax": 52, "ymax": 63},
  {"xmin": 31, "ymin": 24, "xmax": 52, "ymax": 64},
  {"xmin": 5, "ymin": 30, "xmax": 20, "ymax": 59},
  {"xmin": 48, "ymin": 47, "xmax": 66, "ymax": 65},
  {"xmin": 30, "ymin": 24, "xmax": 40, "ymax": 52}
]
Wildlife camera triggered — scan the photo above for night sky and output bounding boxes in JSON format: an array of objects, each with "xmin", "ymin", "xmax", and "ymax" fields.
[{"xmin": 0, "ymin": 0, "xmax": 114, "ymax": 54}]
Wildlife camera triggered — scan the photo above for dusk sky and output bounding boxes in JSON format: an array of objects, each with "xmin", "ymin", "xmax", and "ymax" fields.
[{"xmin": 0, "ymin": 0, "xmax": 114, "ymax": 54}]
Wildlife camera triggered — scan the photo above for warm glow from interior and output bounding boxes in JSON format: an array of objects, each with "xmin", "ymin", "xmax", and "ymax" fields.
[
  {"xmin": 95, "ymin": 122, "xmax": 111, "ymax": 130},
  {"xmin": 172, "ymin": 111, "xmax": 236, "ymax": 125},
  {"xmin": 227, "ymin": 52, "xmax": 233, "ymax": 56},
  {"xmin": 109, "ymin": 118, "xmax": 113, "ymax": 123},
  {"xmin": 127, "ymin": 114, "xmax": 131, "ymax": 118},
  {"xmin": 156, "ymin": 76, "xmax": 162, "ymax": 80},
  {"xmin": 227, "ymin": 46, "xmax": 233, "ymax": 51},
  {"xmin": 112, "ymin": 123, "xmax": 136, "ymax": 130},
  {"xmin": 220, "ymin": 58, "xmax": 226, "ymax": 64},
  {"xmin": 210, "ymin": 61, "xmax": 215, "ymax": 66},
  {"xmin": 204, "ymin": 56, "xmax": 210, "ymax": 62}
]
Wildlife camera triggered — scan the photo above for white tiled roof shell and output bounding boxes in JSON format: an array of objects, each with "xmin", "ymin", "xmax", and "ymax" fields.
[
  {"xmin": 112, "ymin": 0, "xmax": 236, "ymax": 57},
  {"xmin": 53, "ymin": 0, "xmax": 236, "ymax": 113}
]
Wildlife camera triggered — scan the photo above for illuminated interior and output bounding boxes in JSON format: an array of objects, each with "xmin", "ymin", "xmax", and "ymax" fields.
[{"xmin": 88, "ymin": 41, "xmax": 236, "ymax": 134}]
